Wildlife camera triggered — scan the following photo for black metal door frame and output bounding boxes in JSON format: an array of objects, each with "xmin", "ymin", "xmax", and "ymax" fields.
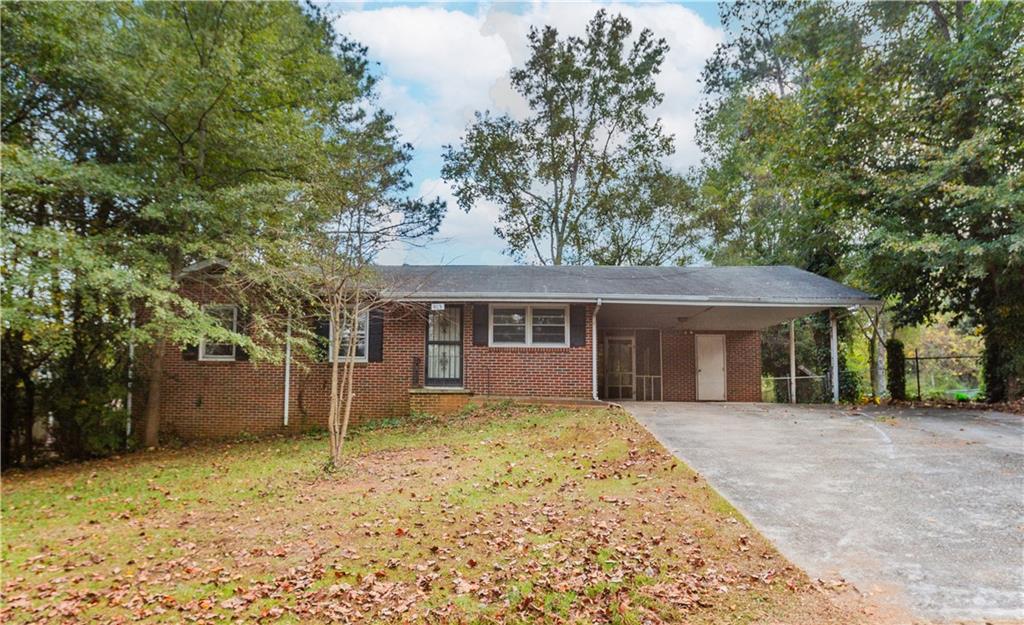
[{"xmin": 425, "ymin": 305, "xmax": 463, "ymax": 387}]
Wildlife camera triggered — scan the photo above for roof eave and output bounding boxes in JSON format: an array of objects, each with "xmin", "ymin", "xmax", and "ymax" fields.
[{"xmin": 386, "ymin": 292, "xmax": 880, "ymax": 308}]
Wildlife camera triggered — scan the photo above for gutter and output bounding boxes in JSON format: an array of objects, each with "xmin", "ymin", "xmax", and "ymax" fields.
[
  {"xmin": 592, "ymin": 298, "xmax": 602, "ymax": 401},
  {"xmin": 391, "ymin": 294, "xmax": 879, "ymax": 308}
]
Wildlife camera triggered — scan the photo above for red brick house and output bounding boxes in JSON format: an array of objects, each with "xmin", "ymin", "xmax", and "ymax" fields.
[{"xmin": 152, "ymin": 265, "xmax": 875, "ymax": 439}]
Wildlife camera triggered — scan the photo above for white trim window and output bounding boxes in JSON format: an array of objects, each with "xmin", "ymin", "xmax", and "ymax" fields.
[
  {"xmin": 330, "ymin": 309, "xmax": 369, "ymax": 362},
  {"xmin": 199, "ymin": 304, "xmax": 238, "ymax": 361},
  {"xmin": 489, "ymin": 304, "xmax": 569, "ymax": 347}
]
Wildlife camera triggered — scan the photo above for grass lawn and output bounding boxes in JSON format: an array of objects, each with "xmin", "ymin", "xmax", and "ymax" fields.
[{"xmin": 2, "ymin": 404, "xmax": 864, "ymax": 624}]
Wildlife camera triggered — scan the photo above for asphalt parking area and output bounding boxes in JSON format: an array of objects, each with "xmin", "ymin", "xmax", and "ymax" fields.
[{"xmin": 625, "ymin": 401, "xmax": 1024, "ymax": 623}]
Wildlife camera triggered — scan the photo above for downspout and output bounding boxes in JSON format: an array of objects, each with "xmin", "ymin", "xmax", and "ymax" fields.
[
  {"xmin": 283, "ymin": 313, "xmax": 292, "ymax": 426},
  {"xmin": 592, "ymin": 298, "xmax": 602, "ymax": 401}
]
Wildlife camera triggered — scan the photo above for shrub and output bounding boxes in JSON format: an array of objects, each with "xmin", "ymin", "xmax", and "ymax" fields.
[{"xmin": 886, "ymin": 339, "xmax": 907, "ymax": 400}]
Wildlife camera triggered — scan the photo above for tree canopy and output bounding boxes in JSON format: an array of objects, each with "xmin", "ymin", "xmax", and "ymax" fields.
[
  {"xmin": 443, "ymin": 10, "xmax": 698, "ymax": 266},
  {"xmin": 1, "ymin": 1, "xmax": 441, "ymax": 463},
  {"xmin": 697, "ymin": 0, "xmax": 1023, "ymax": 400}
]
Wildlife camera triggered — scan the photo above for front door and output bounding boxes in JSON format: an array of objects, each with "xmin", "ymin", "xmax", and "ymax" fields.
[
  {"xmin": 426, "ymin": 306, "xmax": 462, "ymax": 387},
  {"xmin": 696, "ymin": 334, "xmax": 726, "ymax": 401},
  {"xmin": 605, "ymin": 336, "xmax": 635, "ymax": 400}
]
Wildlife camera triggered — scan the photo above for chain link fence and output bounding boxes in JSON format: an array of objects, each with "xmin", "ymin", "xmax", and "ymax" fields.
[
  {"xmin": 904, "ymin": 352, "xmax": 983, "ymax": 400},
  {"xmin": 762, "ymin": 354, "xmax": 983, "ymax": 403}
]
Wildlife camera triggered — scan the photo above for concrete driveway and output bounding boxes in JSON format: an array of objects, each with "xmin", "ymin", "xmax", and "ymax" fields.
[{"xmin": 625, "ymin": 402, "xmax": 1024, "ymax": 623}]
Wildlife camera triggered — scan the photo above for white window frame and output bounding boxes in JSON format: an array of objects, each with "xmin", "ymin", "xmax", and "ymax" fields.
[
  {"xmin": 488, "ymin": 304, "xmax": 570, "ymax": 348},
  {"xmin": 329, "ymin": 309, "xmax": 370, "ymax": 363},
  {"xmin": 199, "ymin": 304, "xmax": 238, "ymax": 361}
]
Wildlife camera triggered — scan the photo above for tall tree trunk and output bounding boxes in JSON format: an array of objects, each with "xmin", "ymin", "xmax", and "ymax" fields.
[
  {"xmin": 327, "ymin": 305, "xmax": 342, "ymax": 467},
  {"xmin": 1, "ymin": 336, "xmax": 20, "ymax": 468},
  {"xmin": 338, "ymin": 304, "xmax": 360, "ymax": 457},
  {"xmin": 18, "ymin": 375, "xmax": 35, "ymax": 463},
  {"xmin": 142, "ymin": 338, "xmax": 166, "ymax": 447},
  {"xmin": 1, "ymin": 370, "xmax": 15, "ymax": 469},
  {"xmin": 875, "ymin": 332, "xmax": 887, "ymax": 397},
  {"xmin": 983, "ymin": 330, "xmax": 1008, "ymax": 403},
  {"xmin": 868, "ymin": 337, "xmax": 877, "ymax": 399},
  {"xmin": 2, "ymin": 335, "xmax": 37, "ymax": 467}
]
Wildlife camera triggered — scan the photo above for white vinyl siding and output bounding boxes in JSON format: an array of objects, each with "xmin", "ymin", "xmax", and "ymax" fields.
[{"xmin": 488, "ymin": 304, "xmax": 569, "ymax": 347}]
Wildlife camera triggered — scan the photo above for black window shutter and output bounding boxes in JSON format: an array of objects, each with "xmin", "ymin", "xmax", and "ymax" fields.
[
  {"xmin": 314, "ymin": 318, "xmax": 331, "ymax": 362},
  {"xmin": 472, "ymin": 304, "xmax": 488, "ymax": 346},
  {"xmin": 182, "ymin": 344, "xmax": 199, "ymax": 360},
  {"xmin": 367, "ymin": 309, "xmax": 384, "ymax": 362},
  {"xmin": 569, "ymin": 304, "xmax": 586, "ymax": 347},
  {"xmin": 235, "ymin": 307, "xmax": 251, "ymax": 361}
]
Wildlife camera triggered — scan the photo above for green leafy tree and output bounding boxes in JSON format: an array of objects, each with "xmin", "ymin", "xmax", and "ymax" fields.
[
  {"xmin": 101, "ymin": 1, "xmax": 376, "ymax": 446},
  {"xmin": 859, "ymin": 2, "xmax": 1024, "ymax": 401},
  {"xmin": 443, "ymin": 10, "xmax": 697, "ymax": 265},
  {"xmin": 698, "ymin": 0, "xmax": 1023, "ymax": 401},
  {"xmin": 0, "ymin": 1, "xmax": 399, "ymax": 463},
  {"xmin": 238, "ymin": 111, "xmax": 444, "ymax": 469},
  {"xmin": 2, "ymin": 2, "xmax": 159, "ymax": 462}
]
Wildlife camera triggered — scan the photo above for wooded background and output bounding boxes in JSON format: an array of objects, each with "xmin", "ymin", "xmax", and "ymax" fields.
[{"xmin": 3, "ymin": 1, "xmax": 1020, "ymax": 466}]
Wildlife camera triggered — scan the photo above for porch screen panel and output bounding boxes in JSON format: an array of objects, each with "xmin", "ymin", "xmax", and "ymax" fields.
[
  {"xmin": 426, "ymin": 306, "xmax": 463, "ymax": 386},
  {"xmin": 605, "ymin": 338, "xmax": 634, "ymax": 400},
  {"xmin": 636, "ymin": 329, "xmax": 662, "ymax": 401}
]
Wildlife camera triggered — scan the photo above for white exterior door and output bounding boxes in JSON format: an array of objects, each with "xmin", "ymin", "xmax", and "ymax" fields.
[{"xmin": 696, "ymin": 334, "xmax": 726, "ymax": 401}]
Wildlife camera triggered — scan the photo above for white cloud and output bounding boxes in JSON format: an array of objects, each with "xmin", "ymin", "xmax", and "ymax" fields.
[
  {"xmin": 338, "ymin": 5, "xmax": 513, "ymax": 152},
  {"xmin": 334, "ymin": 2, "xmax": 722, "ymax": 263},
  {"xmin": 376, "ymin": 178, "xmax": 511, "ymax": 266}
]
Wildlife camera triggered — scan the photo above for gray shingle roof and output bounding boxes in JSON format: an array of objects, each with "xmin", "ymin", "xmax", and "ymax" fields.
[{"xmin": 377, "ymin": 265, "xmax": 876, "ymax": 307}]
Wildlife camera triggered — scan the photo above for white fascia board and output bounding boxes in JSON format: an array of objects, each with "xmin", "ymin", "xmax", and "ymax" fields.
[{"xmin": 391, "ymin": 293, "xmax": 879, "ymax": 308}]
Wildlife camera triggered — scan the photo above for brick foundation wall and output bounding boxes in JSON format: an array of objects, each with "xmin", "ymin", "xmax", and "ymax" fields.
[{"xmin": 409, "ymin": 390, "xmax": 473, "ymax": 415}]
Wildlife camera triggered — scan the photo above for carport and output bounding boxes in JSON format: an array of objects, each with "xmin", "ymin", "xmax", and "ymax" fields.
[{"xmin": 592, "ymin": 268, "xmax": 878, "ymax": 403}]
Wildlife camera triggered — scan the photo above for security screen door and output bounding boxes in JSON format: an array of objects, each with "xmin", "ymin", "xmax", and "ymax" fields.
[{"xmin": 426, "ymin": 306, "xmax": 462, "ymax": 387}]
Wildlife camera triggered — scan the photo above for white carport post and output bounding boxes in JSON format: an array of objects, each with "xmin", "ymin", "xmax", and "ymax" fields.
[
  {"xmin": 788, "ymin": 320, "xmax": 797, "ymax": 404},
  {"xmin": 829, "ymin": 310, "xmax": 840, "ymax": 403}
]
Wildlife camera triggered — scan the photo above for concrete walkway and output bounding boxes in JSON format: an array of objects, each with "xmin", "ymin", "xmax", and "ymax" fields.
[{"xmin": 624, "ymin": 402, "xmax": 1024, "ymax": 622}]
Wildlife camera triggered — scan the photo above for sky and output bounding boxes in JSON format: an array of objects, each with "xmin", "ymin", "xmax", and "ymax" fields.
[{"xmin": 328, "ymin": 1, "xmax": 725, "ymax": 265}]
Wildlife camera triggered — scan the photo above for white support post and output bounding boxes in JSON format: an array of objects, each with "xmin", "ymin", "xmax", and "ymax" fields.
[
  {"xmin": 830, "ymin": 310, "xmax": 840, "ymax": 403},
  {"xmin": 283, "ymin": 314, "xmax": 292, "ymax": 426},
  {"xmin": 789, "ymin": 320, "xmax": 797, "ymax": 404}
]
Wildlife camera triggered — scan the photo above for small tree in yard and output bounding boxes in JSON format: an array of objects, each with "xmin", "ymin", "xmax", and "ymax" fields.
[
  {"xmin": 886, "ymin": 339, "xmax": 906, "ymax": 401},
  {"xmin": 250, "ymin": 112, "xmax": 444, "ymax": 469}
]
